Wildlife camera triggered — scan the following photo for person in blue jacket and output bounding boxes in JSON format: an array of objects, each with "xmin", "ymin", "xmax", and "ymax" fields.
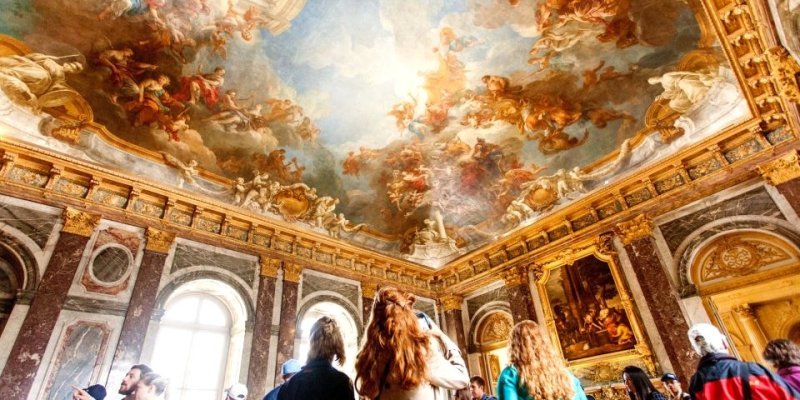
[{"xmin": 496, "ymin": 320, "xmax": 587, "ymax": 400}]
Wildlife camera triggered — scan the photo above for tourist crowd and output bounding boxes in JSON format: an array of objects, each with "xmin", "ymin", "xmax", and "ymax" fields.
[{"xmin": 73, "ymin": 287, "xmax": 800, "ymax": 400}]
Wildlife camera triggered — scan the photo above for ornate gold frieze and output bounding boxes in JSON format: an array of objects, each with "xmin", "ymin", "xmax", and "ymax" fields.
[
  {"xmin": 144, "ymin": 227, "xmax": 175, "ymax": 254},
  {"xmin": 282, "ymin": 262, "xmax": 303, "ymax": 283},
  {"xmin": 764, "ymin": 47, "xmax": 800, "ymax": 104},
  {"xmin": 758, "ymin": 150, "xmax": 800, "ymax": 186},
  {"xmin": 61, "ymin": 207, "xmax": 100, "ymax": 237},
  {"xmin": 478, "ymin": 312, "xmax": 513, "ymax": 344},
  {"xmin": 614, "ymin": 215, "xmax": 652, "ymax": 245},
  {"xmin": 440, "ymin": 294, "xmax": 463, "ymax": 311},
  {"xmin": 502, "ymin": 264, "xmax": 529, "ymax": 287},
  {"xmin": 259, "ymin": 257, "xmax": 281, "ymax": 278},
  {"xmin": 361, "ymin": 282, "xmax": 378, "ymax": 299}
]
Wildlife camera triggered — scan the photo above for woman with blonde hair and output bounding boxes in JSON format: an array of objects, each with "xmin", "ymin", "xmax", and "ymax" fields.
[
  {"xmin": 133, "ymin": 372, "xmax": 168, "ymax": 400},
  {"xmin": 355, "ymin": 287, "xmax": 469, "ymax": 400},
  {"xmin": 278, "ymin": 316, "xmax": 355, "ymax": 400},
  {"xmin": 497, "ymin": 320, "xmax": 586, "ymax": 400}
]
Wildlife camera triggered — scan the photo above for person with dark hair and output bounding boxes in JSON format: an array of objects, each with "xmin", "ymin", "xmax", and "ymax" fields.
[
  {"xmin": 687, "ymin": 323, "xmax": 800, "ymax": 399},
  {"xmin": 119, "ymin": 365, "xmax": 154, "ymax": 400},
  {"xmin": 354, "ymin": 287, "xmax": 469, "ymax": 400},
  {"xmin": 622, "ymin": 366, "xmax": 667, "ymax": 400},
  {"xmin": 660, "ymin": 373, "xmax": 689, "ymax": 400},
  {"xmin": 132, "ymin": 372, "xmax": 168, "ymax": 400},
  {"xmin": 469, "ymin": 376, "xmax": 497, "ymax": 400},
  {"xmin": 72, "ymin": 384, "xmax": 107, "ymax": 400},
  {"xmin": 763, "ymin": 339, "xmax": 800, "ymax": 393},
  {"xmin": 277, "ymin": 316, "xmax": 355, "ymax": 400},
  {"xmin": 496, "ymin": 320, "xmax": 586, "ymax": 400}
]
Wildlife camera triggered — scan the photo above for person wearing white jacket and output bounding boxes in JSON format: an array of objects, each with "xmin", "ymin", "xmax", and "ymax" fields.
[{"xmin": 354, "ymin": 287, "xmax": 470, "ymax": 400}]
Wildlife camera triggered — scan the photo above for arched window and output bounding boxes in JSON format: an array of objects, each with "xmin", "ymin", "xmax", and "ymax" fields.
[
  {"xmin": 150, "ymin": 280, "xmax": 247, "ymax": 400},
  {"xmin": 297, "ymin": 301, "xmax": 359, "ymax": 376}
]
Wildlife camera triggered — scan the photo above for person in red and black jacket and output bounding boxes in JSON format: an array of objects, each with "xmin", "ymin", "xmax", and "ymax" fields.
[{"xmin": 687, "ymin": 323, "xmax": 800, "ymax": 400}]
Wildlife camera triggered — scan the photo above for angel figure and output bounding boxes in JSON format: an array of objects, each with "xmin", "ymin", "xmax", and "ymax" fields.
[
  {"xmin": 160, "ymin": 151, "xmax": 199, "ymax": 188},
  {"xmin": 323, "ymin": 213, "xmax": 366, "ymax": 239},
  {"xmin": 311, "ymin": 196, "xmax": 339, "ymax": 228},
  {"xmin": 232, "ymin": 177, "xmax": 250, "ymax": 205},
  {"xmin": 0, "ymin": 53, "xmax": 84, "ymax": 114},
  {"xmin": 648, "ymin": 70, "xmax": 720, "ymax": 113}
]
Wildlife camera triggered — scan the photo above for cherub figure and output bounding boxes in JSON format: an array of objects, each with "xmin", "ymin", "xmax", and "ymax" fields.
[
  {"xmin": 323, "ymin": 213, "xmax": 366, "ymax": 238},
  {"xmin": 160, "ymin": 151, "xmax": 198, "ymax": 188}
]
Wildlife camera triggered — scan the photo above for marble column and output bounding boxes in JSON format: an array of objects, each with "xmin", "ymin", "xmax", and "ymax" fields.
[
  {"xmin": 732, "ymin": 304, "xmax": 769, "ymax": 365},
  {"xmin": 0, "ymin": 208, "xmax": 100, "ymax": 399},
  {"xmin": 758, "ymin": 150, "xmax": 800, "ymax": 215},
  {"xmin": 440, "ymin": 295, "xmax": 468, "ymax": 357},
  {"xmin": 247, "ymin": 258, "xmax": 279, "ymax": 400},
  {"xmin": 361, "ymin": 282, "xmax": 377, "ymax": 325},
  {"xmin": 108, "ymin": 228, "xmax": 174, "ymax": 387},
  {"xmin": 274, "ymin": 262, "xmax": 301, "ymax": 384},
  {"xmin": 503, "ymin": 264, "xmax": 537, "ymax": 323},
  {"xmin": 616, "ymin": 215, "xmax": 697, "ymax": 382}
]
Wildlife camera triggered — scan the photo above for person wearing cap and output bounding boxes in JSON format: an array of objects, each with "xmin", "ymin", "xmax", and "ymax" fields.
[
  {"xmin": 687, "ymin": 323, "xmax": 800, "ymax": 399},
  {"xmin": 263, "ymin": 359, "xmax": 302, "ymax": 400},
  {"xmin": 225, "ymin": 383, "xmax": 248, "ymax": 400},
  {"xmin": 72, "ymin": 384, "xmax": 107, "ymax": 400},
  {"xmin": 660, "ymin": 373, "xmax": 689, "ymax": 400}
]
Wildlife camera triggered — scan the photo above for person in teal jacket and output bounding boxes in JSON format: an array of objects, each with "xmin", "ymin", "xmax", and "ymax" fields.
[{"xmin": 496, "ymin": 321, "xmax": 588, "ymax": 400}]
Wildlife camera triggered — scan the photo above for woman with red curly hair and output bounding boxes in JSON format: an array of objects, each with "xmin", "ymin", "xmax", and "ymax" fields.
[
  {"xmin": 354, "ymin": 287, "xmax": 469, "ymax": 400},
  {"xmin": 497, "ymin": 320, "xmax": 587, "ymax": 400}
]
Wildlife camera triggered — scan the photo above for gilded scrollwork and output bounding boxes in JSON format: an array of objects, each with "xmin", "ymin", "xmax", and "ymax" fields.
[
  {"xmin": 440, "ymin": 294, "xmax": 463, "ymax": 312},
  {"xmin": 259, "ymin": 258, "xmax": 281, "ymax": 279},
  {"xmin": 758, "ymin": 150, "xmax": 800, "ymax": 186},
  {"xmin": 282, "ymin": 262, "xmax": 303, "ymax": 283},
  {"xmin": 144, "ymin": 227, "xmax": 175, "ymax": 254},
  {"xmin": 62, "ymin": 207, "xmax": 100, "ymax": 237},
  {"xmin": 614, "ymin": 214, "xmax": 652, "ymax": 245}
]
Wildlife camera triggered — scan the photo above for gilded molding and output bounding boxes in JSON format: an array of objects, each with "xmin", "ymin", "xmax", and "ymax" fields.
[
  {"xmin": 614, "ymin": 214, "xmax": 653, "ymax": 245},
  {"xmin": 757, "ymin": 150, "xmax": 800, "ymax": 186},
  {"xmin": 502, "ymin": 264, "xmax": 530, "ymax": 287},
  {"xmin": 259, "ymin": 257, "xmax": 281, "ymax": 278},
  {"xmin": 144, "ymin": 227, "xmax": 175, "ymax": 254},
  {"xmin": 361, "ymin": 282, "xmax": 378, "ymax": 299},
  {"xmin": 440, "ymin": 294, "xmax": 463, "ymax": 312},
  {"xmin": 61, "ymin": 207, "xmax": 100, "ymax": 237},
  {"xmin": 282, "ymin": 262, "xmax": 303, "ymax": 283},
  {"xmin": 765, "ymin": 47, "xmax": 800, "ymax": 104}
]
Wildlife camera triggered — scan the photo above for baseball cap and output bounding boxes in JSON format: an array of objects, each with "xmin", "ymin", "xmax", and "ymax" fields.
[
  {"xmin": 226, "ymin": 383, "xmax": 248, "ymax": 399},
  {"xmin": 282, "ymin": 359, "xmax": 302, "ymax": 375},
  {"xmin": 661, "ymin": 373, "xmax": 679, "ymax": 382},
  {"xmin": 85, "ymin": 384, "xmax": 107, "ymax": 400}
]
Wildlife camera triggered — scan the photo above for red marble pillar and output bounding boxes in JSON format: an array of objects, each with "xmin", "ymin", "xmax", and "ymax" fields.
[
  {"xmin": 441, "ymin": 295, "xmax": 468, "ymax": 357},
  {"xmin": 0, "ymin": 208, "xmax": 100, "ymax": 399},
  {"xmin": 108, "ymin": 228, "xmax": 174, "ymax": 389},
  {"xmin": 759, "ymin": 150, "xmax": 800, "ymax": 215},
  {"xmin": 247, "ymin": 258, "xmax": 278, "ymax": 400},
  {"xmin": 361, "ymin": 283, "xmax": 377, "ymax": 325},
  {"xmin": 274, "ymin": 263, "xmax": 301, "ymax": 384},
  {"xmin": 503, "ymin": 265, "xmax": 536, "ymax": 323},
  {"xmin": 616, "ymin": 215, "xmax": 698, "ymax": 383}
]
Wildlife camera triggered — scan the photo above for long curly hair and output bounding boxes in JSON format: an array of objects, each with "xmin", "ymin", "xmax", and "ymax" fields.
[
  {"xmin": 509, "ymin": 320, "xmax": 574, "ymax": 400},
  {"xmin": 354, "ymin": 287, "xmax": 430, "ymax": 399}
]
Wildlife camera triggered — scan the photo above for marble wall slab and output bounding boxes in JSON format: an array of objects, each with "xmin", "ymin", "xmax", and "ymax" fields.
[
  {"xmin": 300, "ymin": 272, "xmax": 359, "ymax": 308},
  {"xmin": 467, "ymin": 286, "xmax": 510, "ymax": 321},
  {"xmin": 43, "ymin": 321, "xmax": 111, "ymax": 400},
  {"xmin": 0, "ymin": 202, "xmax": 58, "ymax": 249},
  {"xmin": 171, "ymin": 243, "xmax": 257, "ymax": 287},
  {"xmin": 658, "ymin": 187, "xmax": 784, "ymax": 253}
]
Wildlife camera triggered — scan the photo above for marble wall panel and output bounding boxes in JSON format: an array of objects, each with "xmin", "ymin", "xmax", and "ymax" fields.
[
  {"xmin": 171, "ymin": 243, "xmax": 257, "ymax": 287},
  {"xmin": 467, "ymin": 286, "xmax": 509, "ymax": 321},
  {"xmin": 0, "ymin": 202, "xmax": 58, "ymax": 249},
  {"xmin": 78, "ymin": 228, "xmax": 142, "ymax": 296},
  {"xmin": 43, "ymin": 321, "xmax": 111, "ymax": 400},
  {"xmin": 658, "ymin": 188, "xmax": 784, "ymax": 253},
  {"xmin": 300, "ymin": 272, "xmax": 359, "ymax": 307}
]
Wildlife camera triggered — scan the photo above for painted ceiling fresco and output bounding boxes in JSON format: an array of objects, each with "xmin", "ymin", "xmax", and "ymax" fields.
[{"xmin": 0, "ymin": 0, "xmax": 749, "ymax": 266}]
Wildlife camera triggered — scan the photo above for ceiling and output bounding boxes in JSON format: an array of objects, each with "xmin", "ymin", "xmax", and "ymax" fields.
[{"xmin": 0, "ymin": 0, "xmax": 750, "ymax": 267}]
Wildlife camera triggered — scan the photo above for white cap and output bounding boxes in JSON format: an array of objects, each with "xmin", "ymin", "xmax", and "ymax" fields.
[{"xmin": 226, "ymin": 383, "xmax": 248, "ymax": 399}]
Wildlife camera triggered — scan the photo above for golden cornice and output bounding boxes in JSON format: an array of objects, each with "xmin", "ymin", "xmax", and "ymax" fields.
[
  {"xmin": 501, "ymin": 264, "xmax": 529, "ymax": 287},
  {"xmin": 615, "ymin": 215, "xmax": 653, "ymax": 246},
  {"xmin": 144, "ymin": 227, "xmax": 175, "ymax": 254},
  {"xmin": 259, "ymin": 257, "xmax": 281, "ymax": 278},
  {"xmin": 757, "ymin": 149, "xmax": 800, "ymax": 185},
  {"xmin": 61, "ymin": 207, "xmax": 100, "ymax": 237},
  {"xmin": 282, "ymin": 262, "xmax": 303, "ymax": 283},
  {"xmin": 440, "ymin": 294, "xmax": 463, "ymax": 312}
]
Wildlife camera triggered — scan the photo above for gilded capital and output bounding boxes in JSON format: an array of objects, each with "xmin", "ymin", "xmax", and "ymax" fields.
[
  {"xmin": 502, "ymin": 264, "xmax": 529, "ymax": 287},
  {"xmin": 282, "ymin": 262, "xmax": 303, "ymax": 283},
  {"xmin": 758, "ymin": 150, "xmax": 800, "ymax": 186},
  {"xmin": 144, "ymin": 227, "xmax": 175, "ymax": 254},
  {"xmin": 440, "ymin": 294, "xmax": 463, "ymax": 312},
  {"xmin": 259, "ymin": 257, "xmax": 281, "ymax": 278},
  {"xmin": 361, "ymin": 282, "xmax": 378, "ymax": 299},
  {"xmin": 615, "ymin": 214, "xmax": 653, "ymax": 245},
  {"xmin": 61, "ymin": 207, "xmax": 100, "ymax": 237}
]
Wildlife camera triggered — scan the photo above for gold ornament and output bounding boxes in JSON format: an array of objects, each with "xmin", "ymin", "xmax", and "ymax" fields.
[
  {"xmin": 144, "ymin": 227, "xmax": 175, "ymax": 254},
  {"xmin": 758, "ymin": 150, "xmax": 800, "ymax": 186},
  {"xmin": 440, "ymin": 294, "xmax": 463, "ymax": 311},
  {"xmin": 615, "ymin": 214, "xmax": 652, "ymax": 245},
  {"xmin": 61, "ymin": 207, "xmax": 100, "ymax": 237},
  {"xmin": 259, "ymin": 257, "xmax": 281, "ymax": 278},
  {"xmin": 282, "ymin": 262, "xmax": 303, "ymax": 283}
]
